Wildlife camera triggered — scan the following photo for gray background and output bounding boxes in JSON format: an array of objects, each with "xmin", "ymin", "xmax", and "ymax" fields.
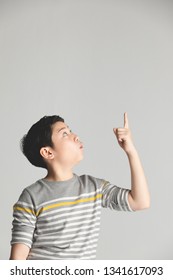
[{"xmin": 0, "ymin": 0, "xmax": 173, "ymax": 259}]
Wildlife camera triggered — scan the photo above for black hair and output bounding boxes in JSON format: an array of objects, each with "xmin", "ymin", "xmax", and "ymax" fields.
[{"xmin": 21, "ymin": 115, "xmax": 64, "ymax": 169}]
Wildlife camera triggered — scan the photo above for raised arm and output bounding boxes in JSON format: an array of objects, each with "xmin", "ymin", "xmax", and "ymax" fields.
[{"xmin": 113, "ymin": 112, "xmax": 150, "ymax": 211}]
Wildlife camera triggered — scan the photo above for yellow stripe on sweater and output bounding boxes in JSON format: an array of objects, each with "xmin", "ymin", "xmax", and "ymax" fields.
[
  {"xmin": 13, "ymin": 193, "xmax": 102, "ymax": 217},
  {"xmin": 36, "ymin": 193, "xmax": 102, "ymax": 216},
  {"xmin": 13, "ymin": 206, "xmax": 36, "ymax": 216}
]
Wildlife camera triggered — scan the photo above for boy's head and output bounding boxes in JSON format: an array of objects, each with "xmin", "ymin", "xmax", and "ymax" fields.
[{"xmin": 21, "ymin": 115, "xmax": 64, "ymax": 169}]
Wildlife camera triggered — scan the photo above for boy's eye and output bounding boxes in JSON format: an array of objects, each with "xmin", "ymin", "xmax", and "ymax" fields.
[
  {"xmin": 63, "ymin": 132, "xmax": 68, "ymax": 137},
  {"xmin": 62, "ymin": 129, "xmax": 72, "ymax": 137}
]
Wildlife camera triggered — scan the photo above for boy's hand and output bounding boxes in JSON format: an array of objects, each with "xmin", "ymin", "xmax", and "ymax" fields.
[{"xmin": 113, "ymin": 112, "xmax": 136, "ymax": 154}]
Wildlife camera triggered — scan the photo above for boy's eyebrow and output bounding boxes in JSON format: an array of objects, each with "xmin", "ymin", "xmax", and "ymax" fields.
[{"xmin": 57, "ymin": 126, "xmax": 69, "ymax": 133}]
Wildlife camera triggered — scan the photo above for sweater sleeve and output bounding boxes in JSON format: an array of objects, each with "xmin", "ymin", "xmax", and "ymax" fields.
[
  {"xmin": 11, "ymin": 189, "xmax": 37, "ymax": 248},
  {"xmin": 101, "ymin": 180, "xmax": 134, "ymax": 212}
]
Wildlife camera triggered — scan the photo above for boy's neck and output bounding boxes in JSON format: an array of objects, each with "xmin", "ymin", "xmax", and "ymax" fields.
[{"xmin": 44, "ymin": 166, "xmax": 74, "ymax": 182}]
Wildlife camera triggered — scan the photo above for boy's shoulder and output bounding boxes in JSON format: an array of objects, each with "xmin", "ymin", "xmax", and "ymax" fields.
[
  {"xmin": 19, "ymin": 180, "xmax": 44, "ymax": 203},
  {"xmin": 22, "ymin": 179, "xmax": 44, "ymax": 194},
  {"xmin": 78, "ymin": 174, "xmax": 106, "ymax": 189},
  {"xmin": 79, "ymin": 174, "xmax": 103, "ymax": 182},
  {"xmin": 15, "ymin": 180, "xmax": 44, "ymax": 207}
]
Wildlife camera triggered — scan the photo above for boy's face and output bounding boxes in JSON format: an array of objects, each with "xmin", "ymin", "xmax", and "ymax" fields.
[{"xmin": 50, "ymin": 121, "xmax": 84, "ymax": 168}]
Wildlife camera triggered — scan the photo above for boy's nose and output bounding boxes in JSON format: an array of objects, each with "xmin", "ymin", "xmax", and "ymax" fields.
[{"xmin": 74, "ymin": 134, "xmax": 80, "ymax": 142}]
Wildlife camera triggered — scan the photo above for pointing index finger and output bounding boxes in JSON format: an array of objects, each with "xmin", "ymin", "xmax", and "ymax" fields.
[{"xmin": 124, "ymin": 112, "xmax": 129, "ymax": 128}]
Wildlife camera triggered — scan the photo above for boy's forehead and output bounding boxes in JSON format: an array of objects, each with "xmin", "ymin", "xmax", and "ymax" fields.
[{"xmin": 52, "ymin": 121, "xmax": 68, "ymax": 132}]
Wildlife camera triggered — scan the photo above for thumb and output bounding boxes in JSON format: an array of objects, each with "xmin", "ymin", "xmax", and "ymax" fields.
[{"xmin": 113, "ymin": 128, "xmax": 123, "ymax": 143}]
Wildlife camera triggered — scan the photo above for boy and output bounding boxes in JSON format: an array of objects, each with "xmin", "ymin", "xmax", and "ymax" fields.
[{"xmin": 10, "ymin": 112, "xmax": 150, "ymax": 260}]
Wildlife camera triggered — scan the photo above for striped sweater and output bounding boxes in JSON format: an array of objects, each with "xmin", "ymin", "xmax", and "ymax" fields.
[{"xmin": 11, "ymin": 174, "xmax": 133, "ymax": 259}]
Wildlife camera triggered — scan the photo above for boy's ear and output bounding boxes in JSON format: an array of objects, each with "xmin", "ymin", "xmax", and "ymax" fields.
[{"xmin": 40, "ymin": 147, "xmax": 54, "ymax": 160}]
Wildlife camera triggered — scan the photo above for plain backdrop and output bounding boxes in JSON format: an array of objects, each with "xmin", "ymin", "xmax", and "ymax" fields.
[{"xmin": 0, "ymin": 0, "xmax": 173, "ymax": 259}]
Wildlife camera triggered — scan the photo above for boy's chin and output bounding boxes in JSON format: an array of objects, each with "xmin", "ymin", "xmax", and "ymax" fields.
[{"xmin": 74, "ymin": 156, "xmax": 84, "ymax": 165}]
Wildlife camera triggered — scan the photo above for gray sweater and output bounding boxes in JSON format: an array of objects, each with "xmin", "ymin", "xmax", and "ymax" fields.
[{"xmin": 11, "ymin": 174, "xmax": 133, "ymax": 259}]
